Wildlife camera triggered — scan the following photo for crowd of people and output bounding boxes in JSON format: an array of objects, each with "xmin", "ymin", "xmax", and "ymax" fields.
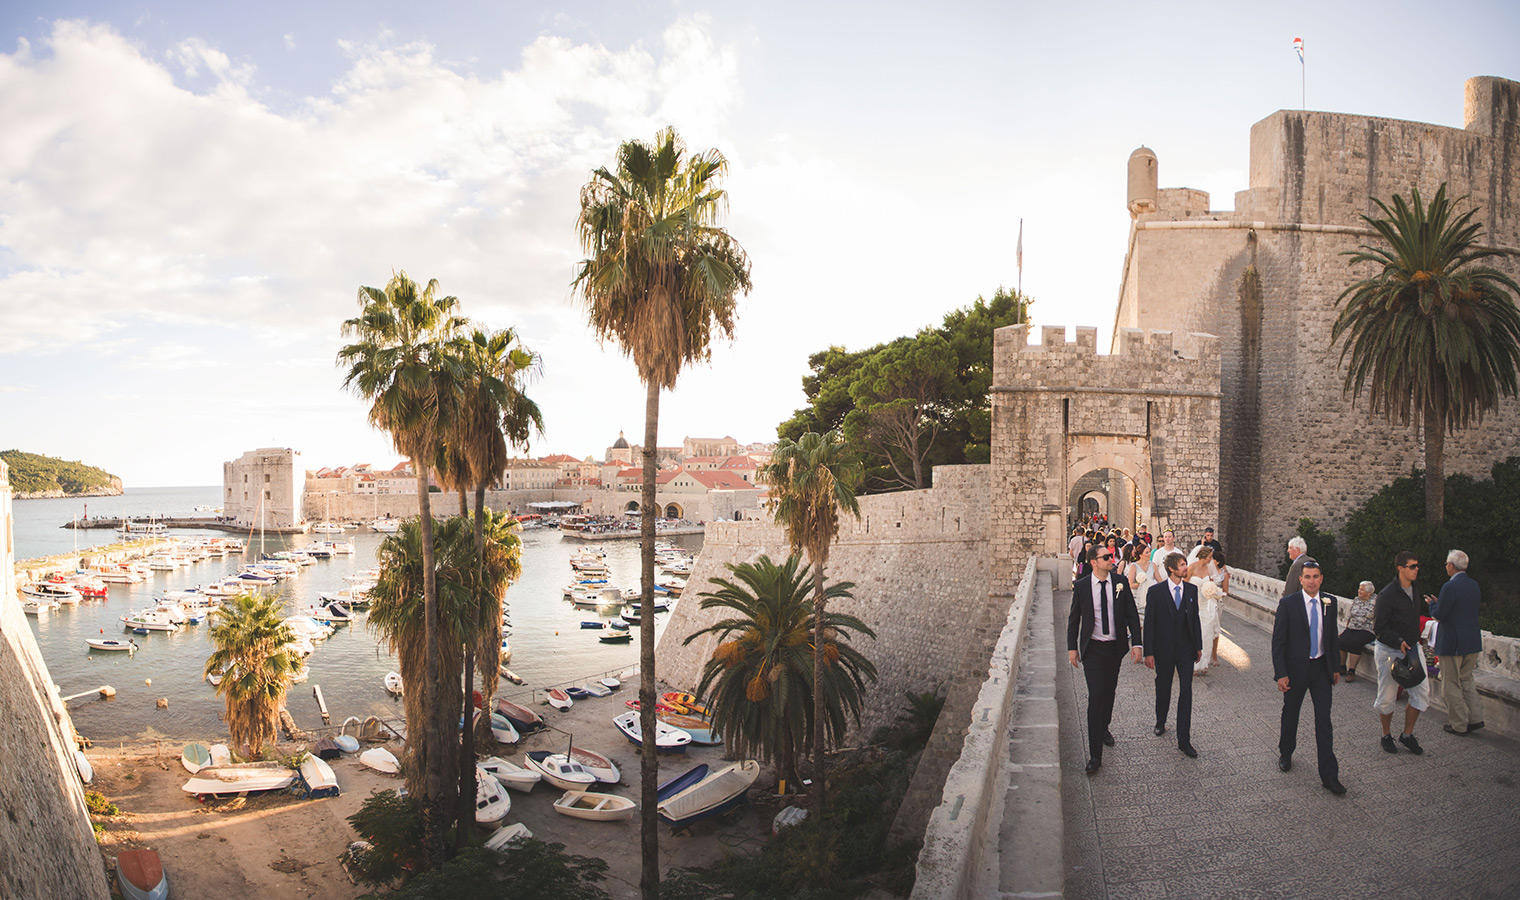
[{"xmin": 1065, "ymin": 519, "xmax": 1488, "ymax": 797}]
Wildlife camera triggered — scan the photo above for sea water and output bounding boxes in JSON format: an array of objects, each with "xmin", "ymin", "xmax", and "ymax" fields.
[{"xmin": 12, "ymin": 487, "xmax": 699, "ymax": 742}]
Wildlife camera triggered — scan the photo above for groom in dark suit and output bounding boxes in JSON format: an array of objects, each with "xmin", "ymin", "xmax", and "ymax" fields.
[
  {"xmin": 1144, "ymin": 551, "xmax": 1202, "ymax": 758},
  {"xmin": 1067, "ymin": 544, "xmax": 1142, "ymax": 774},
  {"xmin": 1271, "ymin": 558, "xmax": 1345, "ymax": 793}
]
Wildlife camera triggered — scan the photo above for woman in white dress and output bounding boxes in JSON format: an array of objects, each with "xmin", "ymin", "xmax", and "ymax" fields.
[
  {"xmin": 1187, "ymin": 546, "xmax": 1226, "ymax": 674},
  {"xmin": 1124, "ymin": 543, "xmax": 1155, "ymax": 610}
]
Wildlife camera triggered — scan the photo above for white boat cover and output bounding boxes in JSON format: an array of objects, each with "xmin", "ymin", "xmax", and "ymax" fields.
[{"xmin": 658, "ymin": 762, "xmax": 760, "ymax": 822}]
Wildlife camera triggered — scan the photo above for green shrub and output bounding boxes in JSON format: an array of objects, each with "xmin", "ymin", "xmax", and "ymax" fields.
[
  {"xmin": 346, "ymin": 790, "xmax": 428, "ymax": 887},
  {"xmin": 84, "ymin": 791, "xmax": 118, "ymax": 816},
  {"xmin": 366, "ymin": 841, "xmax": 609, "ymax": 900}
]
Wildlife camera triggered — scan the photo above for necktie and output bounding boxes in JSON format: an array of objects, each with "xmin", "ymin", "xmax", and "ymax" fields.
[
  {"xmin": 1099, "ymin": 580, "xmax": 1110, "ymax": 636},
  {"xmin": 1173, "ymin": 584, "xmax": 1182, "ymax": 610},
  {"xmin": 1308, "ymin": 597, "xmax": 1320, "ymax": 658}
]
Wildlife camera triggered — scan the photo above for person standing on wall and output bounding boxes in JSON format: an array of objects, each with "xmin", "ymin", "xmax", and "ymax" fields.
[
  {"xmin": 1272, "ymin": 558, "xmax": 1345, "ymax": 794},
  {"xmin": 1284, "ymin": 535, "xmax": 1308, "ymax": 596},
  {"xmin": 1144, "ymin": 552, "xmax": 1202, "ymax": 758},
  {"xmin": 1196, "ymin": 527, "xmax": 1222, "ymax": 557},
  {"xmin": 1431, "ymin": 550, "xmax": 1484, "ymax": 736},
  {"xmin": 1068, "ymin": 545, "xmax": 1143, "ymax": 775},
  {"xmin": 1373, "ymin": 551, "xmax": 1431, "ymax": 755}
]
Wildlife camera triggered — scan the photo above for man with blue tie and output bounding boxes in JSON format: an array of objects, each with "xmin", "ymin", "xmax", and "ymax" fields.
[
  {"xmin": 1272, "ymin": 558, "xmax": 1345, "ymax": 794},
  {"xmin": 1143, "ymin": 552, "xmax": 1202, "ymax": 758}
]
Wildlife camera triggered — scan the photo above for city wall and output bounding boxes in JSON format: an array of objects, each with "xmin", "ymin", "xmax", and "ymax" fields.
[
  {"xmin": 1113, "ymin": 77, "xmax": 1520, "ymax": 571},
  {"xmin": 0, "ymin": 462, "xmax": 112, "ymax": 899},
  {"xmin": 657, "ymin": 465, "xmax": 994, "ymax": 743}
]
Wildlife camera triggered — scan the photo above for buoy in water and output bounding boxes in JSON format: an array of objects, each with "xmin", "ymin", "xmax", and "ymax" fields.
[
  {"xmin": 144, "ymin": 678, "xmax": 152, "ymax": 686},
  {"xmin": 99, "ymin": 686, "xmax": 116, "ymax": 699},
  {"xmin": 156, "ymin": 697, "xmax": 168, "ymax": 709}
]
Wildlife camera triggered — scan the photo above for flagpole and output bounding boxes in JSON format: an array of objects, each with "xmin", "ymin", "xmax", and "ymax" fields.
[{"xmin": 1016, "ymin": 218, "xmax": 1024, "ymax": 294}]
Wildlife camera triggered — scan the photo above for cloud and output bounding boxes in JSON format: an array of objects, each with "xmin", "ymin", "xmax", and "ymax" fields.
[{"xmin": 283, "ymin": 33, "xmax": 296, "ymax": 51}]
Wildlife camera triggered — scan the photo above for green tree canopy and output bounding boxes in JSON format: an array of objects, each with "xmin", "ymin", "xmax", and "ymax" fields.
[{"xmin": 779, "ymin": 286, "xmax": 1031, "ymax": 492}]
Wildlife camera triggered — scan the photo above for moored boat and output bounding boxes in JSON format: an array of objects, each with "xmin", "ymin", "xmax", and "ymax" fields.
[
  {"xmin": 384, "ymin": 671, "xmax": 404, "ymax": 696},
  {"xmin": 494, "ymin": 698, "xmax": 544, "ymax": 734},
  {"xmin": 568, "ymin": 746, "xmax": 621, "ymax": 784},
  {"xmin": 474, "ymin": 765, "xmax": 512, "ymax": 828},
  {"xmin": 553, "ymin": 790, "xmax": 636, "ymax": 822},
  {"xmin": 116, "ymin": 848, "xmax": 169, "ymax": 900},
  {"xmin": 478, "ymin": 756, "xmax": 540, "ymax": 793},
  {"xmin": 523, "ymin": 751, "xmax": 596, "ymax": 791},
  {"xmin": 86, "ymin": 638, "xmax": 137, "ymax": 653},
  {"xmin": 547, "ymin": 689, "xmax": 573, "ymax": 711},
  {"xmin": 22, "ymin": 581, "xmax": 82, "ymax": 605},
  {"xmin": 656, "ymin": 760, "xmax": 761, "ymax": 829},
  {"xmin": 659, "ymin": 711, "xmax": 721, "ymax": 745},
  {"xmin": 612, "ymin": 710, "xmax": 692, "ymax": 751},
  {"xmin": 181, "ymin": 763, "xmax": 296, "ymax": 796}
]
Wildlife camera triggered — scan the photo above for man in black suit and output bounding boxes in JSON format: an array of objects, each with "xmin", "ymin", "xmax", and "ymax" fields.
[
  {"xmin": 1143, "ymin": 551, "xmax": 1202, "ymax": 758},
  {"xmin": 1067, "ymin": 544, "xmax": 1143, "ymax": 774},
  {"xmin": 1271, "ymin": 558, "xmax": 1345, "ymax": 794}
]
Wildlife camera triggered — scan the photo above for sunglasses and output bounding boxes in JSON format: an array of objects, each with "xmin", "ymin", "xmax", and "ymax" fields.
[
  {"xmin": 1097, "ymin": 553, "xmax": 1113, "ymax": 561},
  {"xmin": 1403, "ymin": 563, "xmax": 1420, "ymax": 570}
]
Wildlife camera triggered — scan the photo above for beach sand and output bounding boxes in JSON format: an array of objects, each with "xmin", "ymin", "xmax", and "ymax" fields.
[{"xmin": 87, "ymin": 686, "xmax": 774, "ymax": 899}]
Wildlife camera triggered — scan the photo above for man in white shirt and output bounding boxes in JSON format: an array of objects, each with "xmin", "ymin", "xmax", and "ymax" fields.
[{"xmin": 1150, "ymin": 530, "xmax": 1178, "ymax": 568}]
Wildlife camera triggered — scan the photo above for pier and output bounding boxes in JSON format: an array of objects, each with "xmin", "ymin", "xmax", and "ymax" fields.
[
  {"xmin": 559, "ymin": 524, "xmax": 705, "ymax": 541},
  {"xmin": 63, "ymin": 516, "xmax": 306, "ymax": 534}
]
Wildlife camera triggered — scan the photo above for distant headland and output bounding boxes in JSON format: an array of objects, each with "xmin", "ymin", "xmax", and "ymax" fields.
[{"xmin": 0, "ymin": 449, "xmax": 124, "ymax": 499}]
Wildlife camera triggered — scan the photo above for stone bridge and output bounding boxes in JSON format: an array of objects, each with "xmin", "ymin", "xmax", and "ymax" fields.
[{"xmin": 912, "ymin": 561, "xmax": 1520, "ymax": 900}]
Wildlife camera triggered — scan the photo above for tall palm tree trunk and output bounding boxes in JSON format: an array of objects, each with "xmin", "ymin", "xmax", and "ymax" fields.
[
  {"xmin": 1424, "ymin": 400, "xmax": 1446, "ymax": 525},
  {"xmin": 639, "ymin": 379, "xmax": 661, "ymax": 900},
  {"xmin": 414, "ymin": 455, "xmax": 447, "ymax": 863},
  {"xmin": 811, "ymin": 555, "xmax": 828, "ymax": 817},
  {"xmin": 456, "ymin": 483, "xmax": 490, "ymax": 830}
]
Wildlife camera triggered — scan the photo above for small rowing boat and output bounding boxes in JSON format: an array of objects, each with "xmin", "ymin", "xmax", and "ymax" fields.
[{"xmin": 553, "ymin": 790, "xmax": 636, "ymax": 822}]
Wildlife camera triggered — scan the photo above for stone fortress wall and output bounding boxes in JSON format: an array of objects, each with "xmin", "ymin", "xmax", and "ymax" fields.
[
  {"xmin": 1115, "ymin": 76, "xmax": 1520, "ymax": 571},
  {"xmin": 0, "ymin": 461, "xmax": 112, "ymax": 899},
  {"xmin": 656, "ymin": 465, "xmax": 994, "ymax": 742},
  {"xmin": 989, "ymin": 323, "xmax": 1222, "ymax": 572}
]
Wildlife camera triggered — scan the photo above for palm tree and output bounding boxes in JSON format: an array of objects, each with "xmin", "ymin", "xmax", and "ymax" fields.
[
  {"xmin": 205, "ymin": 591, "xmax": 302, "ymax": 760},
  {"xmin": 367, "ymin": 514, "xmax": 522, "ymax": 815},
  {"xmin": 683, "ymin": 554, "xmax": 876, "ymax": 786},
  {"xmin": 338, "ymin": 271, "xmax": 467, "ymax": 859},
  {"xmin": 1333, "ymin": 184, "xmax": 1520, "ymax": 524},
  {"xmin": 759, "ymin": 430, "xmax": 862, "ymax": 814},
  {"xmin": 434, "ymin": 328, "xmax": 542, "ymax": 834},
  {"xmin": 573, "ymin": 127, "xmax": 751, "ymax": 900}
]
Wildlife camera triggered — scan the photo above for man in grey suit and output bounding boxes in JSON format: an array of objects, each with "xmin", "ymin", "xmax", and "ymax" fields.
[
  {"xmin": 1283, "ymin": 535, "xmax": 1308, "ymax": 596},
  {"xmin": 1431, "ymin": 549, "xmax": 1485, "ymax": 735}
]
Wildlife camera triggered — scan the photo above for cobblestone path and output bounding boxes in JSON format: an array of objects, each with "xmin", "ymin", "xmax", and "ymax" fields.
[{"xmin": 1053, "ymin": 590, "xmax": 1520, "ymax": 900}]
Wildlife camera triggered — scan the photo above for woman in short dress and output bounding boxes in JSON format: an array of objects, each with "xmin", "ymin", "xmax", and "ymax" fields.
[{"xmin": 1124, "ymin": 543, "xmax": 1154, "ymax": 609}]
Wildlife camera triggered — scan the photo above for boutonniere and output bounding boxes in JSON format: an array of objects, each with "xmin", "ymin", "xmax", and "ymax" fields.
[{"xmin": 1321, "ymin": 596, "xmax": 1334, "ymax": 607}]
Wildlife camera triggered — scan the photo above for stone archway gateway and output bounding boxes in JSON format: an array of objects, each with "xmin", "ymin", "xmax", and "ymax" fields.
[
  {"xmin": 624, "ymin": 500, "xmax": 640, "ymax": 513},
  {"xmin": 989, "ymin": 324, "xmax": 1221, "ymax": 593}
]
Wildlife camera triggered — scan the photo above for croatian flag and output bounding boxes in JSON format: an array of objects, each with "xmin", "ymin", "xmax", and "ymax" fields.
[{"xmin": 1293, "ymin": 37, "xmax": 1304, "ymax": 63}]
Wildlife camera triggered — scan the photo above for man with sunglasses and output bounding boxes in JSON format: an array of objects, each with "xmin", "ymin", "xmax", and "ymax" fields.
[
  {"xmin": 1373, "ymin": 551, "xmax": 1431, "ymax": 754},
  {"xmin": 1068, "ymin": 545, "xmax": 1142, "ymax": 775}
]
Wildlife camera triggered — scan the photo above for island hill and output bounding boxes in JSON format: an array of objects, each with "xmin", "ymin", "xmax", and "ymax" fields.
[{"xmin": 0, "ymin": 450, "xmax": 123, "ymax": 499}]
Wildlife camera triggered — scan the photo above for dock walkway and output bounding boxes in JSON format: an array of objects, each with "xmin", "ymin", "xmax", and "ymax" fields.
[{"xmin": 1051, "ymin": 588, "xmax": 1520, "ymax": 900}]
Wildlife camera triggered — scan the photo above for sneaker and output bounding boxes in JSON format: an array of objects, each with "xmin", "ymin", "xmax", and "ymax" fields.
[
  {"xmin": 1381, "ymin": 735, "xmax": 1398, "ymax": 754},
  {"xmin": 1399, "ymin": 733, "xmax": 1424, "ymax": 755}
]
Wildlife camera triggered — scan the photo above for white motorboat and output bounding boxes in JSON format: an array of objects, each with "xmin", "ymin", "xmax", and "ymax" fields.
[
  {"xmin": 359, "ymin": 748, "xmax": 400, "ymax": 774},
  {"xmin": 474, "ymin": 765, "xmax": 512, "ymax": 828},
  {"xmin": 483, "ymin": 822, "xmax": 532, "ymax": 851},
  {"xmin": 181, "ymin": 763, "xmax": 296, "ymax": 796},
  {"xmin": 371, "ymin": 519, "xmax": 401, "ymax": 533},
  {"xmin": 488, "ymin": 711, "xmax": 519, "ymax": 744},
  {"xmin": 21, "ymin": 596, "xmax": 55, "ymax": 615},
  {"xmin": 21, "ymin": 582, "xmax": 82, "ymax": 605},
  {"xmin": 613, "ymin": 711, "xmax": 692, "ymax": 751},
  {"xmin": 478, "ymin": 756, "xmax": 540, "ymax": 793},
  {"xmin": 553, "ymin": 790, "xmax": 636, "ymax": 822},
  {"xmin": 384, "ymin": 671, "xmax": 404, "ymax": 696},
  {"xmin": 92, "ymin": 564, "xmax": 144, "ymax": 584},
  {"xmin": 523, "ymin": 751, "xmax": 596, "ymax": 791},
  {"xmin": 121, "ymin": 610, "xmax": 178, "ymax": 632},
  {"xmin": 311, "ymin": 521, "xmax": 344, "ymax": 534},
  {"xmin": 86, "ymin": 638, "xmax": 137, "ymax": 653}
]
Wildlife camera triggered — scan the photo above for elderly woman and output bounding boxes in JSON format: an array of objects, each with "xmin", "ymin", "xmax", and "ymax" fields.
[{"xmin": 1338, "ymin": 580, "xmax": 1377, "ymax": 682}]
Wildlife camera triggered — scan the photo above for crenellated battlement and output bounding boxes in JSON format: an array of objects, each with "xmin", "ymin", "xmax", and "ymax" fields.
[{"xmin": 993, "ymin": 324, "xmax": 1220, "ymax": 394}]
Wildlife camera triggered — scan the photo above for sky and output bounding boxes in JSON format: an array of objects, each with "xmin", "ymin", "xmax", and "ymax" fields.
[{"xmin": 1, "ymin": 1, "xmax": 1517, "ymax": 486}]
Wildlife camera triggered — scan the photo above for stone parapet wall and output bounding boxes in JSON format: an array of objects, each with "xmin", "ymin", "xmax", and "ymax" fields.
[
  {"xmin": 0, "ymin": 462, "xmax": 112, "ymax": 899},
  {"xmin": 656, "ymin": 465, "xmax": 992, "ymax": 744}
]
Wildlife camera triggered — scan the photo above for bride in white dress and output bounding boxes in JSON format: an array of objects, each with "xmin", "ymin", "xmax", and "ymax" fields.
[
  {"xmin": 1187, "ymin": 546, "xmax": 1226, "ymax": 674},
  {"xmin": 1124, "ymin": 544, "xmax": 1155, "ymax": 610}
]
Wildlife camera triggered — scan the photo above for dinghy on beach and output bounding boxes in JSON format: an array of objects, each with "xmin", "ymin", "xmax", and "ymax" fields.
[
  {"xmin": 182, "ymin": 763, "xmax": 296, "ymax": 797},
  {"xmin": 116, "ymin": 848, "xmax": 169, "ymax": 900},
  {"xmin": 359, "ymin": 748, "xmax": 400, "ymax": 774},
  {"xmin": 553, "ymin": 790, "xmax": 636, "ymax": 822},
  {"xmin": 478, "ymin": 756, "xmax": 541, "ymax": 793}
]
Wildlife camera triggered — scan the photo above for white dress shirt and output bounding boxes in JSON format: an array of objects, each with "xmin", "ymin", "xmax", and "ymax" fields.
[{"xmin": 1304, "ymin": 593, "xmax": 1323, "ymax": 658}]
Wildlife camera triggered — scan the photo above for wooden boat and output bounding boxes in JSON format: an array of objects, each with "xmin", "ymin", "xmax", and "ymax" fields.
[
  {"xmin": 659, "ymin": 712, "xmax": 721, "ymax": 745},
  {"xmin": 495, "ymin": 698, "xmax": 544, "ymax": 734},
  {"xmin": 86, "ymin": 638, "xmax": 137, "ymax": 653},
  {"xmin": 359, "ymin": 748, "xmax": 400, "ymax": 774},
  {"xmin": 384, "ymin": 671, "xmax": 404, "ymax": 696},
  {"xmin": 116, "ymin": 848, "xmax": 169, "ymax": 900},
  {"xmin": 568, "ymin": 747, "xmax": 621, "ymax": 784},
  {"xmin": 299, "ymin": 755, "xmax": 340, "ymax": 798},
  {"xmin": 484, "ymin": 822, "xmax": 532, "ymax": 851},
  {"xmin": 657, "ymin": 760, "xmax": 761, "ymax": 829},
  {"xmin": 599, "ymin": 632, "xmax": 633, "ymax": 644},
  {"xmin": 613, "ymin": 711, "xmax": 692, "ymax": 751},
  {"xmin": 478, "ymin": 756, "xmax": 540, "ymax": 793},
  {"xmin": 474, "ymin": 765, "xmax": 512, "ymax": 828},
  {"xmin": 661, "ymin": 692, "xmax": 711, "ymax": 718},
  {"xmin": 523, "ymin": 751, "xmax": 596, "ymax": 790},
  {"xmin": 182, "ymin": 763, "xmax": 296, "ymax": 796},
  {"xmin": 547, "ymin": 689, "xmax": 574, "ymax": 711},
  {"xmin": 181, "ymin": 743, "xmax": 212, "ymax": 774},
  {"xmin": 554, "ymin": 790, "xmax": 636, "ymax": 821}
]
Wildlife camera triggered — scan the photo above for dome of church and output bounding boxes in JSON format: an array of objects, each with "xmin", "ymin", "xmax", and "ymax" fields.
[{"xmin": 612, "ymin": 431, "xmax": 630, "ymax": 449}]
